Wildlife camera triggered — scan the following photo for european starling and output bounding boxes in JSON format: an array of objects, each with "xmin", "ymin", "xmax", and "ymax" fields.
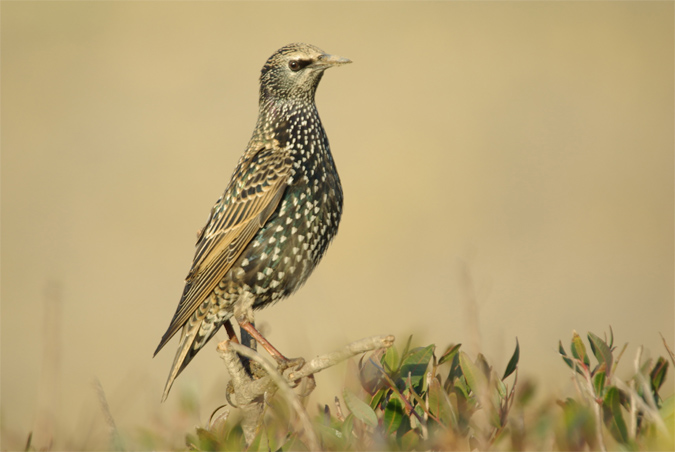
[{"xmin": 154, "ymin": 43, "xmax": 350, "ymax": 401}]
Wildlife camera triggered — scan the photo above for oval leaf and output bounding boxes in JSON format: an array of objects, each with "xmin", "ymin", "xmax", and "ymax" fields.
[
  {"xmin": 342, "ymin": 389, "xmax": 378, "ymax": 428},
  {"xmin": 439, "ymin": 343, "xmax": 462, "ymax": 365},
  {"xmin": 383, "ymin": 396, "xmax": 404, "ymax": 435},
  {"xmin": 593, "ymin": 370, "xmax": 606, "ymax": 396},
  {"xmin": 459, "ymin": 351, "xmax": 488, "ymax": 396},
  {"xmin": 588, "ymin": 331, "xmax": 613, "ymax": 377},
  {"xmin": 400, "ymin": 345, "xmax": 435, "ymax": 389},
  {"xmin": 603, "ymin": 386, "xmax": 628, "ymax": 443},
  {"xmin": 382, "ymin": 343, "xmax": 400, "ymax": 374},
  {"xmin": 571, "ymin": 331, "xmax": 590, "ymax": 368},
  {"xmin": 428, "ymin": 378, "xmax": 456, "ymax": 426}
]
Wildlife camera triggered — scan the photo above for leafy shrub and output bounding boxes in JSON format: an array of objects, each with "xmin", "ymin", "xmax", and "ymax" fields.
[{"xmin": 182, "ymin": 329, "xmax": 673, "ymax": 451}]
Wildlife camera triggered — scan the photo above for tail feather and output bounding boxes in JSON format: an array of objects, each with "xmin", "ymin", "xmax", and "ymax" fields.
[
  {"xmin": 160, "ymin": 329, "xmax": 196, "ymax": 402},
  {"xmin": 159, "ymin": 313, "xmax": 227, "ymax": 402}
]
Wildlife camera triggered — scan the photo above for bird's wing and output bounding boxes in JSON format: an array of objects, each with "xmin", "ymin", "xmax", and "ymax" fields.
[{"xmin": 154, "ymin": 142, "xmax": 292, "ymax": 355}]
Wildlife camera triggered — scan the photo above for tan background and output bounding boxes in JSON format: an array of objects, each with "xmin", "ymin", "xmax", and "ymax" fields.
[{"xmin": 2, "ymin": 1, "xmax": 673, "ymax": 449}]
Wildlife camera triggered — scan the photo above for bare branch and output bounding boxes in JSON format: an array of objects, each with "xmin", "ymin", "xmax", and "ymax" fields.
[
  {"xmin": 215, "ymin": 334, "xmax": 395, "ymax": 447},
  {"xmin": 288, "ymin": 335, "xmax": 395, "ymax": 380}
]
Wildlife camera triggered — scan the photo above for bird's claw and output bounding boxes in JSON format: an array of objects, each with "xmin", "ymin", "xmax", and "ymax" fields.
[{"xmin": 277, "ymin": 356, "xmax": 305, "ymax": 374}]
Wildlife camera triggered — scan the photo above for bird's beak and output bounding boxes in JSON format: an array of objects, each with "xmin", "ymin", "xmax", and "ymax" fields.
[{"xmin": 315, "ymin": 53, "xmax": 352, "ymax": 69}]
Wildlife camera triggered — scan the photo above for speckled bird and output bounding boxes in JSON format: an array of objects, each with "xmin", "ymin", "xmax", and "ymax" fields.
[{"xmin": 154, "ymin": 43, "xmax": 350, "ymax": 401}]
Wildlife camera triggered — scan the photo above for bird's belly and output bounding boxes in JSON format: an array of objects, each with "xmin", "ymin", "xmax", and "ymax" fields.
[{"xmin": 224, "ymin": 184, "xmax": 341, "ymax": 310}]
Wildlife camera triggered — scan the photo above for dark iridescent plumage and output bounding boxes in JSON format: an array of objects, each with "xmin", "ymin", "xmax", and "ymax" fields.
[{"xmin": 154, "ymin": 43, "xmax": 350, "ymax": 401}]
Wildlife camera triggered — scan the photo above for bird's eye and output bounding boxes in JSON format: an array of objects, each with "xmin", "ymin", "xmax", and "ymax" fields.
[{"xmin": 288, "ymin": 59, "xmax": 312, "ymax": 72}]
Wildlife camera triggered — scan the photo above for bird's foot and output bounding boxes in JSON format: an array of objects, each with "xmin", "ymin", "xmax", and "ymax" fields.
[
  {"xmin": 277, "ymin": 356, "xmax": 315, "ymax": 395},
  {"xmin": 277, "ymin": 356, "xmax": 305, "ymax": 373}
]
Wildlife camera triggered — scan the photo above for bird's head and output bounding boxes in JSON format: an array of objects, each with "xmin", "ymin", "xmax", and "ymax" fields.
[{"xmin": 259, "ymin": 43, "xmax": 351, "ymax": 103}]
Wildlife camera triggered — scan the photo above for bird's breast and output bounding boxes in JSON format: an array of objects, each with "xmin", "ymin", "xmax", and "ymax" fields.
[{"xmin": 231, "ymin": 140, "xmax": 342, "ymax": 309}]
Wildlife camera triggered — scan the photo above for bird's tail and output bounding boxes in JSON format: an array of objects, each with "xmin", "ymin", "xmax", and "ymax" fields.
[{"xmin": 159, "ymin": 313, "xmax": 225, "ymax": 402}]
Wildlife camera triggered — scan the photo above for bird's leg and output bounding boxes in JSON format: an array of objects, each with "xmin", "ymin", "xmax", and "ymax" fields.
[
  {"xmin": 234, "ymin": 293, "xmax": 307, "ymax": 388},
  {"xmin": 238, "ymin": 318, "xmax": 311, "ymax": 389},
  {"xmin": 223, "ymin": 319, "xmax": 240, "ymax": 343},
  {"xmin": 233, "ymin": 292, "xmax": 288, "ymax": 362},
  {"xmin": 237, "ymin": 318, "xmax": 289, "ymax": 362}
]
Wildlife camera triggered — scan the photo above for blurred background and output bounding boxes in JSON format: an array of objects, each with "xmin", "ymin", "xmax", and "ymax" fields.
[{"xmin": 2, "ymin": 1, "xmax": 673, "ymax": 449}]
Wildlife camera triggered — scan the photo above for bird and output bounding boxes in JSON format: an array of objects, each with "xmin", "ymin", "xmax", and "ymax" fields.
[{"xmin": 154, "ymin": 43, "xmax": 351, "ymax": 401}]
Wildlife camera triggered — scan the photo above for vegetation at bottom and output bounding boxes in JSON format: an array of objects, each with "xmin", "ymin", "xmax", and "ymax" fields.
[
  {"xmin": 172, "ymin": 328, "xmax": 674, "ymax": 451},
  {"xmin": 18, "ymin": 328, "xmax": 675, "ymax": 451}
]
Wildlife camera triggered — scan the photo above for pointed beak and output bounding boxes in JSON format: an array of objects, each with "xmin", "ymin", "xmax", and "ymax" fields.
[{"xmin": 315, "ymin": 53, "xmax": 352, "ymax": 69}]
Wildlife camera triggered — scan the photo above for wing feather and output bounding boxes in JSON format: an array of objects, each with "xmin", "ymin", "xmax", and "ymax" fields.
[{"xmin": 154, "ymin": 143, "xmax": 292, "ymax": 355}]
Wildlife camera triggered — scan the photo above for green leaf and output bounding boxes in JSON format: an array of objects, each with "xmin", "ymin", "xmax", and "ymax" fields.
[
  {"xmin": 428, "ymin": 378, "xmax": 456, "ymax": 426},
  {"xmin": 608, "ymin": 325, "xmax": 614, "ymax": 349},
  {"xmin": 560, "ymin": 339, "xmax": 584, "ymax": 376},
  {"xmin": 502, "ymin": 338, "xmax": 520, "ymax": 380},
  {"xmin": 650, "ymin": 357, "xmax": 668, "ymax": 396},
  {"xmin": 571, "ymin": 331, "xmax": 590, "ymax": 368},
  {"xmin": 559, "ymin": 341, "xmax": 574, "ymax": 370},
  {"xmin": 496, "ymin": 378, "xmax": 507, "ymax": 399},
  {"xmin": 399, "ymin": 345, "xmax": 435, "ymax": 389},
  {"xmin": 593, "ymin": 370, "xmax": 606, "ymax": 396},
  {"xmin": 382, "ymin": 343, "xmax": 400, "ymax": 374},
  {"xmin": 454, "ymin": 376, "xmax": 470, "ymax": 399},
  {"xmin": 340, "ymin": 414, "xmax": 354, "ymax": 442},
  {"xmin": 446, "ymin": 350, "xmax": 463, "ymax": 384},
  {"xmin": 370, "ymin": 388, "xmax": 386, "ymax": 411},
  {"xmin": 459, "ymin": 352, "xmax": 488, "ymax": 396},
  {"xmin": 342, "ymin": 389, "xmax": 378, "ymax": 428},
  {"xmin": 603, "ymin": 386, "xmax": 628, "ymax": 443},
  {"xmin": 439, "ymin": 343, "xmax": 462, "ymax": 365},
  {"xmin": 588, "ymin": 331, "xmax": 613, "ymax": 376},
  {"xmin": 383, "ymin": 396, "xmax": 405, "ymax": 435}
]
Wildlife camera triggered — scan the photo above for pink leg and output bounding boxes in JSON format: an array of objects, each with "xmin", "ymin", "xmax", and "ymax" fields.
[{"xmin": 237, "ymin": 318, "xmax": 289, "ymax": 362}]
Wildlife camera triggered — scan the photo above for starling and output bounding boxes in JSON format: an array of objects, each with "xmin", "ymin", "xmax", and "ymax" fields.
[{"xmin": 154, "ymin": 43, "xmax": 350, "ymax": 401}]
